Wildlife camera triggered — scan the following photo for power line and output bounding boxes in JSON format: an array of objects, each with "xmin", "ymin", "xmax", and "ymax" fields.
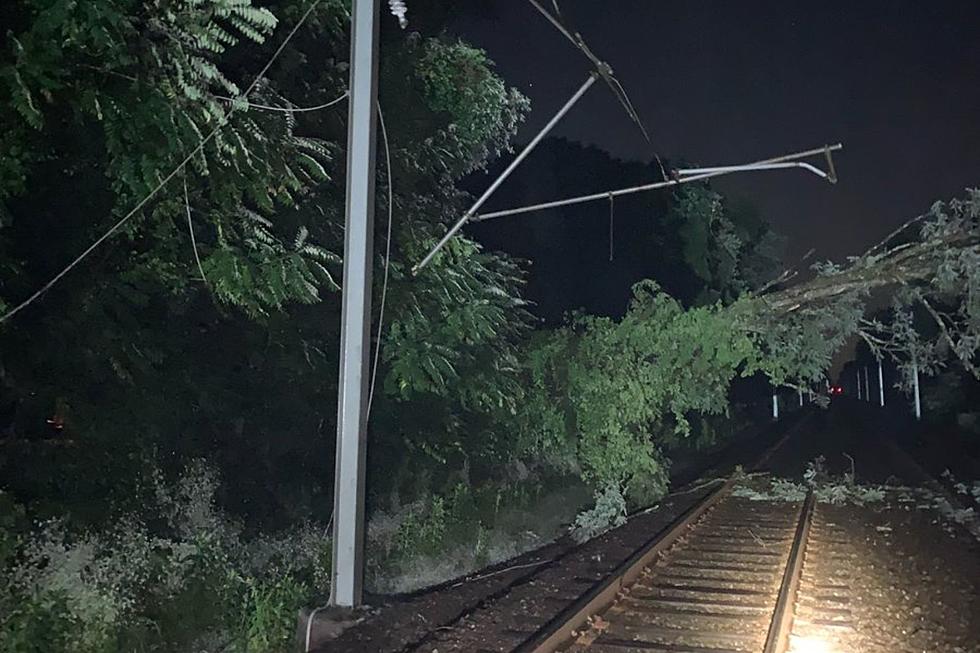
[
  {"xmin": 183, "ymin": 175, "xmax": 209, "ymax": 286},
  {"xmin": 216, "ymin": 90, "xmax": 349, "ymax": 113},
  {"xmin": 526, "ymin": 0, "xmax": 650, "ymax": 143},
  {"xmin": 409, "ymin": 0, "xmax": 676, "ymax": 274},
  {"xmin": 527, "ymin": 0, "xmax": 673, "ymax": 181},
  {"xmin": 0, "ymin": 0, "xmax": 325, "ymax": 324},
  {"xmin": 366, "ymin": 102, "xmax": 393, "ymax": 420}
]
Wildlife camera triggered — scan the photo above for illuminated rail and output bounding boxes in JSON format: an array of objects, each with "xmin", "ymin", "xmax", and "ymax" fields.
[{"xmin": 517, "ymin": 482, "xmax": 819, "ymax": 653}]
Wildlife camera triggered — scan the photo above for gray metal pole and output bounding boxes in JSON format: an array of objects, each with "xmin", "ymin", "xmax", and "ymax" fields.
[
  {"xmin": 912, "ymin": 358, "xmax": 921, "ymax": 420},
  {"xmin": 798, "ymin": 387, "xmax": 803, "ymax": 407},
  {"xmin": 330, "ymin": 0, "xmax": 379, "ymax": 608},
  {"xmin": 863, "ymin": 367, "xmax": 870, "ymax": 402},
  {"xmin": 856, "ymin": 369, "xmax": 862, "ymax": 400},
  {"xmin": 772, "ymin": 393, "xmax": 779, "ymax": 420},
  {"xmin": 470, "ymin": 144, "xmax": 842, "ymax": 222},
  {"xmin": 412, "ymin": 72, "xmax": 598, "ymax": 274},
  {"xmin": 878, "ymin": 359, "xmax": 885, "ymax": 407}
]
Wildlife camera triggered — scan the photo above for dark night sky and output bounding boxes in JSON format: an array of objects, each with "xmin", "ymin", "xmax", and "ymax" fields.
[{"xmin": 450, "ymin": 1, "xmax": 980, "ymax": 265}]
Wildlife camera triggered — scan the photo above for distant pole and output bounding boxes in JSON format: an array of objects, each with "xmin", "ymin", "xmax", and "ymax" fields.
[
  {"xmin": 863, "ymin": 366, "xmax": 871, "ymax": 402},
  {"xmin": 798, "ymin": 387, "xmax": 803, "ymax": 407},
  {"xmin": 330, "ymin": 0, "xmax": 380, "ymax": 608},
  {"xmin": 912, "ymin": 358, "xmax": 921, "ymax": 420},
  {"xmin": 856, "ymin": 369, "xmax": 862, "ymax": 400},
  {"xmin": 877, "ymin": 359, "xmax": 885, "ymax": 407},
  {"xmin": 772, "ymin": 393, "xmax": 779, "ymax": 420}
]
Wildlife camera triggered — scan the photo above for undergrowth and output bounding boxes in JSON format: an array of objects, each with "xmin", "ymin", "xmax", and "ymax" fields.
[
  {"xmin": 365, "ymin": 475, "xmax": 589, "ymax": 593},
  {"xmin": 0, "ymin": 461, "xmax": 329, "ymax": 653},
  {"xmin": 1, "ymin": 461, "xmax": 589, "ymax": 649},
  {"xmin": 569, "ymin": 483, "xmax": 627, "ymax": 544},
  {"xmin": 733, "ymin": 456, "xmax": 887, "ymax": 505}
]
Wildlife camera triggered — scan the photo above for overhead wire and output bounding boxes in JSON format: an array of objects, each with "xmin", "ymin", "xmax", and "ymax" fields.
[
  {"xmin": 367, "ymin": 101, "xmax": 393, "ymax": 420},
  {"xmin": 183, "ymin": 175, "xmax": 209, "ymax": 286},
  {"xmin": 215, "ymin": 90, "xmax": 349, "ymax": 113},
  {"xmin": 526, "ymin": 0, "xmax": 651, "ymax": 143},
  {"xmin": 0, "ymin": 0, "xmax": 326, "ymax": 324},
  {"xmin": 527, "ymin": 0, "xmax": 670, "ymax": 180},
  {"xmin": 411, "ymin": 1, "xmax": 675, "ymax": 273}
]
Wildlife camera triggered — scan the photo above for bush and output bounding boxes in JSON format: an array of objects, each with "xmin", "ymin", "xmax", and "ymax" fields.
[
  {"xmin": 365, "ymin": 475, "xmax": 589, "ymax": 593},
  {"xmin": 569, "ymin": 483, "xmax": 627, "ymax": 544},
  {"xmin": 0, "ymin": 461, "xmax": 328, "ymax": 653},
  {"xmin": 242, "ymin": 575, "xmax": 308, "ymax": 653}
]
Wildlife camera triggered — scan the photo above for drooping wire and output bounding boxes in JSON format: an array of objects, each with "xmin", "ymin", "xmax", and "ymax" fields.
[
  {"xmin": 215, "ymin": 90, "xmax": 349, "ymax": 113},
  {"xmin": 183, "ymin": 175, "xmax": 209, "ymax": 285},
  {"xmin": 0, "ymin": 0, "xmax": 326, "ymax": 324},
  {"xmin": 366, "ymin": 102, "xmax": 393, "ymax": 420}
]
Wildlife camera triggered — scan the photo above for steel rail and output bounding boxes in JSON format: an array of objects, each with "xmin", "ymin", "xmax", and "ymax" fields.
[
  {"xmin": 516, "ymin": 477, "xmax": 737, "ymax": 653},
  {"xmin": 517, "ymin": 412, "xmax": 814, "ymax": 653},
  {"xmin": 763, "ymin": 492, "xmax": 816, "ymax": 653}
]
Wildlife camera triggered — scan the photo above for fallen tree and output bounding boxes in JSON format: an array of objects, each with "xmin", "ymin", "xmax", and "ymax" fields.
[{"xmin": 512, "ymin": 188, "xmax": 980, "ymax": 529}]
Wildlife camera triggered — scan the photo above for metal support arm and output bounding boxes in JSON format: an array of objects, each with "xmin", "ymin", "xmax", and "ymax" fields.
[
  {"xmin": 469, "ymin": 144, "xmax": 842, "ymax": 223},
  {"xmin": 411, "ymin": 72, "xmax": 599, "ymax": 274}
]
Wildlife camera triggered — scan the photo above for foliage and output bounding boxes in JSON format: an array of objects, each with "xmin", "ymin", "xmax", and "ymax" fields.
[
  {"xmin": 513, "ymin": 281, "xmax": 758, "ymax": 505},
  {"xmin": 242, "ymin": 575, "xmax": 308, "ymax": 653},
  {"xmin": 0, "ymin": 461, "xmax": 328, "ymax": 653},
  {"xmin": 0, "ymin": 0, "xmax": 531, "ymax": 535},
  {"xmin": 1, "ymin": 0, "xmax": 341, "ymax": 315},
  {"xmin": 733, "ymin": 479, "xmax": 807, "ymax": 502},
  {"xmin": 792, "ymin": 190, "xmax": 980, "ymax": 393},
  {"xmin": 733, "ymin": 459, "xmax": 886, "ymax": 506},
  {"xmin": 569, "ymin": 483, "xmax": 627, "ymax": 543},
  {"xmin": 511, "ymin": 187, "xmax": 980, "ymax": 519},
  {"xmin": 669, "ymin": 185, "xmax": 784, "ymax": 304},
  {"xmin": 364, "ymin": 474, "xmax": 588, "ymax": 593}
]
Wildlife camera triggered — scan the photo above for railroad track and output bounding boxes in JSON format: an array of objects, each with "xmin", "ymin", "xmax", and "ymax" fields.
[{"xmin": 517, "ymin": 479, "xmax": 826, "ymax": 653}]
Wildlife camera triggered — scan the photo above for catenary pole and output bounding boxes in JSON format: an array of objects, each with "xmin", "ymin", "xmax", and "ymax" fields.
[
  {"xmin": 912, "ymin": 358, "xmax": 922, "ymax": 420},
  {"xmin": 330, "ymin": 0, "xmax": 379, "ymax": 608},
  {"xmin": 863, "ymin": 366, "xmax": 870, "ymax": 402},
  {"xmin": 772, "ymin": 393, "xmax": 779, "ymax": 420},
  {"xmin": 878, "ymin": 359, "xmax": 885, "ymax": 407},
  {"xmin": 856, "ymin": 369, "xmax": 862, "ymax": 400}
]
